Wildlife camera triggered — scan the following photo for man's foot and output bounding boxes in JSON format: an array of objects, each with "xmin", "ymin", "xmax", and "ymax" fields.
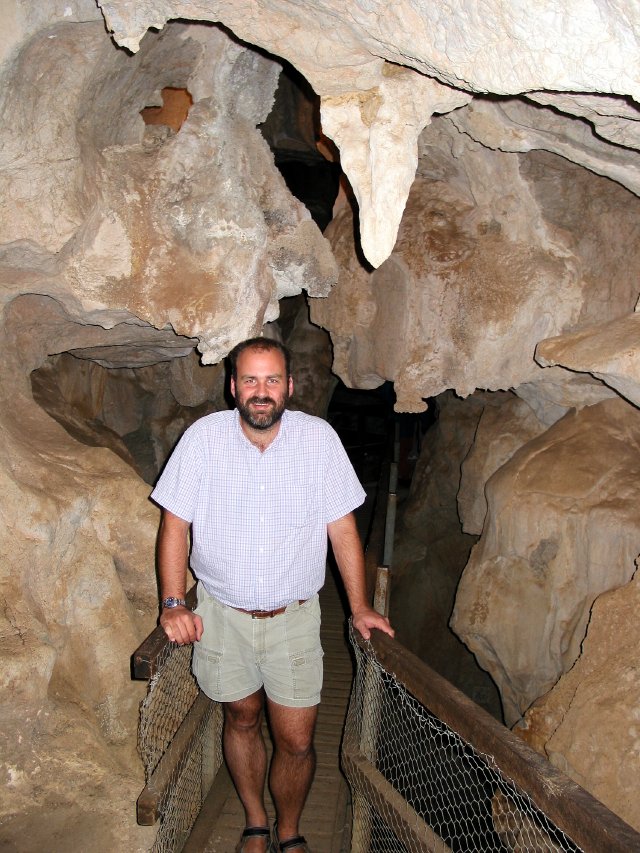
[
  {"xmin": 272, "ymin": 822, "xmax": 311, "ymax": 852},
  {"xmin": 235, "ymin": 826, "xmax": 274, "ymax": 852}
]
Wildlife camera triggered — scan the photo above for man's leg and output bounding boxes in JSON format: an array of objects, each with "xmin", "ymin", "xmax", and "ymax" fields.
[
  {"xmin": 224, "ymin": 690, "xmax": 270, "ymax": 851},
  {"xmin": 267, "ymin": 699, "xmax": 318, "ymax": 843}
]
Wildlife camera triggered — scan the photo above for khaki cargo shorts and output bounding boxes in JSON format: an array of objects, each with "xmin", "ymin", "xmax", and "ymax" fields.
[{"xmin": 192, "ymin": 585, "xmax": 323, "ymax": 708}]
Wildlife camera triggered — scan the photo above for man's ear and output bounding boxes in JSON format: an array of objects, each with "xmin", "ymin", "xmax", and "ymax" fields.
[
  {"xmin": 288, "ymin": 376, "xmax": 294, "ymax": 397},
  {"xmin": 230, "ymin": 377, "xmax": 237, "ymax": 399}
]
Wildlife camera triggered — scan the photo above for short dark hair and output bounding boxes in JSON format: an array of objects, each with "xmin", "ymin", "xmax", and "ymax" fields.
[{"xmin": 228, "ymin": 337, "xmax": 291, "ymax": 381}]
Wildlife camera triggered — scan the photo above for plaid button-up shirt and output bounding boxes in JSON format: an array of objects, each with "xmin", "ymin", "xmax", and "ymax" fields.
[{"xmin": 151, "ymin": 409, "xmax": 366, "ymax": 610}]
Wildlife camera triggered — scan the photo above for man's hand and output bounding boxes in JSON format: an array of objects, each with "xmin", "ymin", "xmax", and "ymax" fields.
[
  {"xmin": 327, "ymin": 513, "xmax": 395, "ymax": 641},
  {"xmin": 352, "ymin": 606, "xmax": 395, "ymax": 641},
  {"xmin": 160, "ymin": 606, "xmax": 204, "ymax": 645}
]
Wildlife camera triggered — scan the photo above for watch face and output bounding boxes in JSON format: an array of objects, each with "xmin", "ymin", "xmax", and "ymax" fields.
[{"xmin": 163, "ymin": 597, "xmax": 184, "ymax": 608}]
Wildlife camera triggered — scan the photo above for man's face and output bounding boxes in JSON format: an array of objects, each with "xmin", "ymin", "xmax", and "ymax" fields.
[{"xmin": 231, "ymin": 347, "xmax": 293, "ymax": 431}]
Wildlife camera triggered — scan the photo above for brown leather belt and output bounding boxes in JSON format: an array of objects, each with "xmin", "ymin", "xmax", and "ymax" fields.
[{"xmin": 233, "ymin": 599, "xmax": 307, "ymax": 619}]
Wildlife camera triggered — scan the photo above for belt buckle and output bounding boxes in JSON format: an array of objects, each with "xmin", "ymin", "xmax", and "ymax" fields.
[{"xmin": 251, "ymin": 606, "xmax": 284, "ymax": 619}]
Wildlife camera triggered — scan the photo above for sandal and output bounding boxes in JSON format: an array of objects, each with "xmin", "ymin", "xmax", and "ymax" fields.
[
  {"xmin": 277, "ymin": 837, "xmax": 310, "ymax": 852},
  {"xmin": 235, "ymin": 826, "xmax": 274, "ymax": 852},
  {"xmin": 272, "ymin": 822, "xmax": 311, "ymax": 852}
]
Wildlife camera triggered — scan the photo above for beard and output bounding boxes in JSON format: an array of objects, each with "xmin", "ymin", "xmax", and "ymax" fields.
[{"xmin": 236, "ymin": 392, "xmax": 288, "ymax": 430}]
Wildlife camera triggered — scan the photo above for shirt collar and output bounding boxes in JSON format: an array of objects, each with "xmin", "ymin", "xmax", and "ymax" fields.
[{"xmin": 233, "ymin": 407, "xmax": 289, "ymax": 453}]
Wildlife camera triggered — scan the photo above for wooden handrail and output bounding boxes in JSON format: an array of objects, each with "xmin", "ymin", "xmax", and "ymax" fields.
[
  {"xmin": 354, "ymin": 628, "xmax": 640, "ymax": 853},
  {"xmin": 132, "ymin": 585, "xmax": 198, "ymax": 680}
]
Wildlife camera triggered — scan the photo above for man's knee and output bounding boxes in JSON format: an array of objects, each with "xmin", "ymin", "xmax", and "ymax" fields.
[
  {"xmin": 269, "ymin": 703, "xmax": 317, "ymax": 755},
  {"xmin": 278, "ymin": 731, "xmax": 315, "ymax": 758},
  {"xmin": 224, "ymin": 691, "xmax": 264, "ymax": 730}
]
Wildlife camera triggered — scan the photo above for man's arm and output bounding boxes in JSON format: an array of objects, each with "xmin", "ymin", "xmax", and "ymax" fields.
[
  {"xmin": 327, "ymin": 512, "xmax": 394, "ymax": 640},
  {"xmin": 157, "ymin": 508, "xmax": 203, "ymax": 645}
]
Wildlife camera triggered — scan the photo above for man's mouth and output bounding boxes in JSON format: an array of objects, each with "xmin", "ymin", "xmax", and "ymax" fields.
[{"xmin": 249, "ymin": 397, "xmax": 274, "ymax": 408}]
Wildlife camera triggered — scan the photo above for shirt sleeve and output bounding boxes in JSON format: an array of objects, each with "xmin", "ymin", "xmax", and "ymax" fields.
[
  {"xmin": 150, "ymin": 427, "xmax": 203, "ymax": 522},
  {"xmin": 323, "ymin": 425, "xmax": 367, "ymax": 523}
]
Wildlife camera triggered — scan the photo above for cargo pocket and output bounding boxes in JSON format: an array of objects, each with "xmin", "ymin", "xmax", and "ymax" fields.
[
  {"xmin": 192, "ymin": 642, "xmax": 223, "ymax": 699},
  {"xmin": 192, "ymin": 586, "xmax": 225, "ymax": 699},
  {"xmin": 290, "ymin": 646, "xmax": 324, "ymax": 701}
]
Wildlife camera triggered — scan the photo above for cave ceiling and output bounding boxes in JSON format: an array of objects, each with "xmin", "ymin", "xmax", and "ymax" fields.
[
  {"xmin": 98, "ymin": 0, "xmax": 640, "ymax": 266},
  {"xmin": 2, "ymin": 1, "xmax": 639, "ymax": 405},
  {"xmin": 89, "ymin": 0, "xmax": 640, "ymax": 410}
]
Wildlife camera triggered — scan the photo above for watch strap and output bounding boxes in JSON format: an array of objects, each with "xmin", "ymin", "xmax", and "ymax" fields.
[{"xmin": 162, "ymin": 597, "xmax": 187, "ymax": 608}]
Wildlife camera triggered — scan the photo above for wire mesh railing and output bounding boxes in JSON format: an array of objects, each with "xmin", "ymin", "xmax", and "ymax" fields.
[
  {"xmin": 133, "ymin": 590, "xmax": 224, "ymax": 853},
  {"xmin": 138, "ymin": 644, "xmax": 200, "ymax": 776},
  {"xmin": 343, "ymin": 625, "xmax": 640, "ymax": 853}
]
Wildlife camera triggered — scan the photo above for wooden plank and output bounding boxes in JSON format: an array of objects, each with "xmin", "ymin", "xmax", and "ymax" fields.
[
  {"xmin": 382, "ymin": 490, "xmax": 397, "ymax": 567},
  {"xmin": 331, "ymin": 780, "xmax": 352, "ymax": 853},
  {"xmin": 374, "ymin": 565, "xmax": 390, "ymax": 617},
  {"xmin": 359, "ymin": 630, "xmax": 640, "ymax": 853},
  {"xmin": 137, "ymin": 692, "xmax": 215, "ymax": 825},
  {"xmin": 182, "ymin": 764, "xmax": 236, "ymax": 853},
  {"xmin": 133, "ymin": 586, "xmax": 198, "ymax": 679},
  {"xmin": 342, "ymin": 745, "xmax": 452, "ymax": 853},
  {"xmin": 364, "ymin": 460, "xmax": 390, "ymax": 602}
]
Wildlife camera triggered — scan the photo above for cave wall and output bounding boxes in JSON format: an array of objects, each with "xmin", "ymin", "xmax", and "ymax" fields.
[
  {"xmin": 0, "ymin": 8, "xmax": 336, "ymax": 849},
  {"xmin": 2, "ymin": 0, "xmax": 640, "ymax": 848}
]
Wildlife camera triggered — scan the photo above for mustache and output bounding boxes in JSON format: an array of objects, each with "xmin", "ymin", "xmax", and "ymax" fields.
[{"xmin": 248, "ymin": 396, "xmax": 275, "ymax": 405}]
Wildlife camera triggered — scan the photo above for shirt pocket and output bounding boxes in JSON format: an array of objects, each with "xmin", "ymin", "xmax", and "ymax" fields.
[{"xmin": 281, "ymin": 478, "xmax": 317, "ymax": 527}]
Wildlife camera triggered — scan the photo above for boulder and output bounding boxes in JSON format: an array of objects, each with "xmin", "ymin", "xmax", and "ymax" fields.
[
  {"xmin": 518, "ymin": 568, "xmax": 640, "ymax": 834},
  {"xmin": 452, "ymin": 398, "xmax": 640, "ymax": 726},
  {"xmin": 458, "ymin": 392, "xmax": 548, "ymax": 535}
]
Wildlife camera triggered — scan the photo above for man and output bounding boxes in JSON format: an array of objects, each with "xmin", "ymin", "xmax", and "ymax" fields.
[{"xmin": 151, "ymin": 337, "xmax": 393, "ymax": 853}]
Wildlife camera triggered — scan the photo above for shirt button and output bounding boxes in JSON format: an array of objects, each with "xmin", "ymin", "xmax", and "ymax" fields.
[
  {"xmin": 259, "ymin": 547, "xmax": 264, "ymax": 554},
  {"xmin": 260, "ymin": 516, "xmax": 264, "ymax": 523},
  {"xmin": 260, "ymin": 485, "xmax": 265, "ymax": 491}
]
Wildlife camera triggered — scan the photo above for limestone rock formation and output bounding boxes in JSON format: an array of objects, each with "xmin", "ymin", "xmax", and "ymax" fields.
[
  {"xmin": 277, "ymin": 296, "xmax": 337, "ymax": 418},
  {"xmin": 32, "ymin": 351, "xmax": 227, "ymax": 484},
  {"xmin": 458, "ymin": 393, "xmax": 548, "ymax": 536},
  {"xmin": 518, "ymin": 569, "xmax": 640, "ymax": 833},
  {"xmin": 0, "ymin": 295, "xmax": 160, "ymax": 851},
  {"xmin": 311, "ymin": 128, "xmax": 640, "ymax": 412},
  {"xmin": 319, "ymin": 73, "xmax": 471, "ymax": 266},
  {"xmin": 451, "ymin": 398, "xmax": 640, "ymax": 727},
  {"xmin": 536, "ymin": 312, "xmax": 640, "ymax": 410},
  {"xmin": 99, "ymin": 0, "xmax": 640, "ymax": 269},
  {"xmin": 513, "ymin": 367, "xmax": 617, "ymax": 428},
  {"xmin": 0, "ymin": 18, "xmax": 337, "ymax": 359}
]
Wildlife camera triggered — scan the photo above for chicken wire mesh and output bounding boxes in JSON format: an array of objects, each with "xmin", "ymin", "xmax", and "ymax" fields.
[
  {"xmin": 344, "ymin": 623, "xmax": 582, "ymax": 853},
  {"xmin": 138, "ymin": 641, "xmax": 223, "ymax": 853},
  {"xmin": 139, "ymin": 643, "xmax": 200, "ymax": 778}
]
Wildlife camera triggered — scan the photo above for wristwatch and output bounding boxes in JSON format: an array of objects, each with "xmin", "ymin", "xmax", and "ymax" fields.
[{"xmin": 162, "ymin": 597, "xmax": 187, "ymax": 608}]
